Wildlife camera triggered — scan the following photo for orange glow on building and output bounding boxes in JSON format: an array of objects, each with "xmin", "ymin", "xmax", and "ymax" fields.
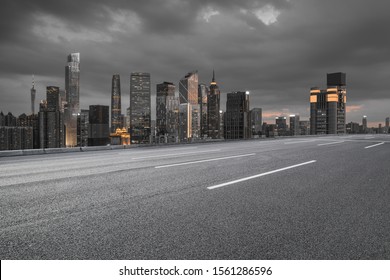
[
  {"xmin": 110, "ymin": 127, "xmax": 130, "ymax": 145},
  {"xmin": 327, "ymin": 94, "xmax": 338, "ymax": 102}
]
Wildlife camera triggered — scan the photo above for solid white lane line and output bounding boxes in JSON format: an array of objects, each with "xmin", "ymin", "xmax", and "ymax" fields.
[
  {"xmin": 132, "ymin": 149, "xmax": 221, "ymax": 160},
  {"xmin": 364, "ymin": 142, "xmax": 385, "ymax": 149},
  {"xmin": 284, "ymin": 140, "xmax": 316, "ymax": 145},
  {"xmin": 207, "ymin": 160, "xmax": 317, "ymax": 190},
  {"xmin": 317, "ymin": 141, "xmax": 345, "ymax": 146},
  {"xmin": 155, "ymin": 153, "xmax": 256, "ymax": 169}
]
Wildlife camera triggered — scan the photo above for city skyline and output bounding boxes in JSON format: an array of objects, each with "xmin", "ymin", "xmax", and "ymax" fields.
[{"xmin": 1, "ymin": 0, "xmax": 390, "ymax": 126}]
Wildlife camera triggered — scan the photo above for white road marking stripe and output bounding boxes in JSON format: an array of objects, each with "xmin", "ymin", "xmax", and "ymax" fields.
[
  {"xmin": 317, "ymin": 141, "xmax": 345, "ymax": 146},
  {"xmin": 364, "ymin": 142, "xmax": 385, "ymax": 149},
  {"xmin": 132, "ymin": 149, "xmax": 221, "ymax": 160},
  {"xmin": 207, "ymin": 160, "xmax": 316, "ymax": 190},
  {"xmin": 155, "ymin": 153, "xmax": 256, "ymax": 169}
]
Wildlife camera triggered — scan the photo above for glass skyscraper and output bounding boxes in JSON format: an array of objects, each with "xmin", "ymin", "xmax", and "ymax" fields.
[
  {"xmin": 111, "ymin": 74, "xmax": 121, "ymax": 133},
  {"xmin": 179, "ymin": 71, "xmax": 198, "ymax": 105},
  {"xmin": 65, "ymin": 53, "xmax": 80, "ymax": 147},
  {"xmin": 130, "ymin": 72, "xmax": 151, "ymax": 144},
  {"xmin": 156, "ymin": 81, "xmax": 176, "ymax": 137},
  {"xmin": 224, "ymin": 91, "xmax": 250, "ymax": 139},
  {"xmin": 198, "ymin": 83, "xmax": 209, "ymax": 138},
  {"xmin": 207, "ymin": 71, "xmax": 221, "ymax": 139}
]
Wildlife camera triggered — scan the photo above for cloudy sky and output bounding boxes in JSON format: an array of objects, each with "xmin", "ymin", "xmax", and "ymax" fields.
[{"xmin": 1, "ymin": 0, "xmax": 389, "ymax": 126}]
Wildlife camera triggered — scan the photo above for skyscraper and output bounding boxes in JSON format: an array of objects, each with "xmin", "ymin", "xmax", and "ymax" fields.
[
  {"xmin": 130, "ymin": 72, "xmax": 151, "ymax": 144},
  {"xmin": 207, "ymin": 71, "xmax": 221, "ymax": 139},
  {"xmin": 385, "ymin": 117, "xmax": 389, "ymax": 133},
  {"xmin": 39, "ymin": 86, "xmax": 65, "ymax": 148},
  {"xmin": 310, "ymin": 72, "xmax": 347, "ymax": 135},
  {"xmin": 224, "ymin": 91, "xmax": 250, "ymax": 139},
  {"xmin": 111, "ymin": 74, "xmax": 121, "ymax": 133},
  {"xmin": 289, "ymin": 114, "xmax": 300, "ymax": 136},
  {"xmin": 65, "ymin": 52, "xmax": 80, "ymax": 147},
  {"xmin": 250, "ymin": 108, "xmax": 262, "ymax": 137},
  {"xmin": 77, "ymin": 109, "xmax": 89, "ymax": 147},
  {"xmin": 275, "ymin": 116, "xmax": 287, "ymax": 136},
  {"xmin": 88, "ymin": 105, "xmax": 109, "ymax": 146},
  {"xmin": 30, "ymin": 75, "xmax": 36, "ymax": 115},
  {"xmin": 198, "ymin": 83, "xmax": 209, "ymax": 138},
  {"xmin": 179, "ymin": 71, "xmax": 198, "ymax": 105},
  {"xmin": 362, "ymin": 115, "xmax": 368, "ymax": 133},
  {"xmin": 179, "ymin": 103, "xmax": 192, "ymax": 142},
  {"xmin": 156, "ymin": 81, "xmax": 176, "ymax": 137}
]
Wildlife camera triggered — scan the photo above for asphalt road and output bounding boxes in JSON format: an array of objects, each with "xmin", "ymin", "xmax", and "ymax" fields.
[{"xmin": 1, "ymin": 135, "xmax": 390, "ymax": 259}]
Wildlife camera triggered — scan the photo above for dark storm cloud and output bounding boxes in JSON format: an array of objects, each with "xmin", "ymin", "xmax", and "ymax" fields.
[{"xmin": 1, "ymin": 0, "xmax": 390, "ymax": 125}]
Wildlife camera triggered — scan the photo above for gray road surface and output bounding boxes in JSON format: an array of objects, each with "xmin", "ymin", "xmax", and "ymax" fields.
[{"xmin": 1, "ymin": 135, "xmax": 390, "ymax": 259}]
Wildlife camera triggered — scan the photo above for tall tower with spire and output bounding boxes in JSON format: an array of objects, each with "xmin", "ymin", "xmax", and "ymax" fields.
[
  {"xmin": 207, "ymin": 70, "xmax": 221, "ymax": 138},
  {"xmin": 65, "ymin": 52, "xmax": 80, "ymax": 146},
  {"xmin": 31, "ymin": 75, "xmax": 36, "ymax": 115}
]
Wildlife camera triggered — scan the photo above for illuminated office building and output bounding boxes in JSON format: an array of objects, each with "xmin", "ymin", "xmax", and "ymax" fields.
[
  {"xmin": 65, "ymin": 53, "xmax": 80, "ymax": 146},
  {"xmin": 224, "ymin": 91, "xmax": 250, "ymax": 139},
  {"xmin": 179, "ymin": 71, "xmax": 198, "ymax": 105},
  {"xmin": 111, "ymin": 74, "xmax": 122, "ymax": 133},
  {"xmin": 130, "ymin": 72, "xmax": 151, "ymax": 144},
  {"xmin": 179, "ymin": 103, "xmax": 192, "ymax": 142},
  {"xmin": 310, "ymin": 72, "xmax": 346, "ymax": 135},
  {"xmin": 207, "ymin": 71, "xmax": 221, "ymax": 139}
]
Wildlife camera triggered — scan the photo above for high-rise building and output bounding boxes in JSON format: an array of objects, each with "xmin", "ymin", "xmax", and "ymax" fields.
[
  {"xmin": 178, "ymin": 103, "xmax": 192, "ymax": 142},
  {"xmin": 275, "ymin": 116, "xmax": 288, "ymax": 136},
  {"xmin": 111, "ymin": 74, "xmax": 122, "ymax": 133},
  {"xmin": 0, "ymin": 112, "xmax": 4, "ymax": 126},
  {"xmin": 289, "ymin": 114, "xmax": 300, "ymax": 136},
  {"xmin": 207, "ymin": 71, "xmax": 221, "ymax": 139},
  {"xmin": 65, "ymin": 52, "xmax": 80, "ymax": 147},
  {"xmin": 191, "ymin": 104, "xmax": 201, "ymax": 140},
  {"xmin": 165, "ymin": 96, "xmax": 180, "ymax": 143},
  {"xmin": 299, "ymin": 120, "xmax": 310, "ymax": 135},
  {"xmin": 198, "ymin": 83, "xmax": 209, "ymax": 138},
  {"xmin": 30, "ymin": 75, "xmax": 36, "ymax": 115},
  {"xmin": 224, "ymin": 91, "xmax": 250, "ymax": 139},
  {"xmin": 310, "ymin": 72, "xmax": 347, "ymax": 135},
  {"xmin": 38, "ymin": 86, "xmax": 65, "ymax": 148},
  {"xmin": 250, "ymin": 108, "xmax": 262, "ymax": 137},
  {"xmin": 362, "ymin": 115, "xmax": 368, "ymax": 133},
  {"xmin": 385, "ymin": 117, "xmax": 389, "ymax": 133},
  {"xmin": 5, "ymin": 112, "xmax": 17, "ymax": 127},
  {"xmin": 77, "ymin": 109, "xmax": 89, "ymax": 147},
  {"xmin": 88, "ymin": 105, "xmax": 109, "ymax": 146},
  {"xmin": 130, "ymin": 72, "xmax": 151, "ymax": 144},
  {"xmin": 156, "ymin": 82, "xmax": 176, "ymax": 137},
  {"xmin": 179, "ymin": 71, "xmax": 198, "ymax": 105}
]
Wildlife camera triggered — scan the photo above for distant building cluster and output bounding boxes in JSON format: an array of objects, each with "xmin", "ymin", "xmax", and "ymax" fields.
[{"xmin": 1, "ymin": 56, "xmax": 389, "ymax": 151}]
